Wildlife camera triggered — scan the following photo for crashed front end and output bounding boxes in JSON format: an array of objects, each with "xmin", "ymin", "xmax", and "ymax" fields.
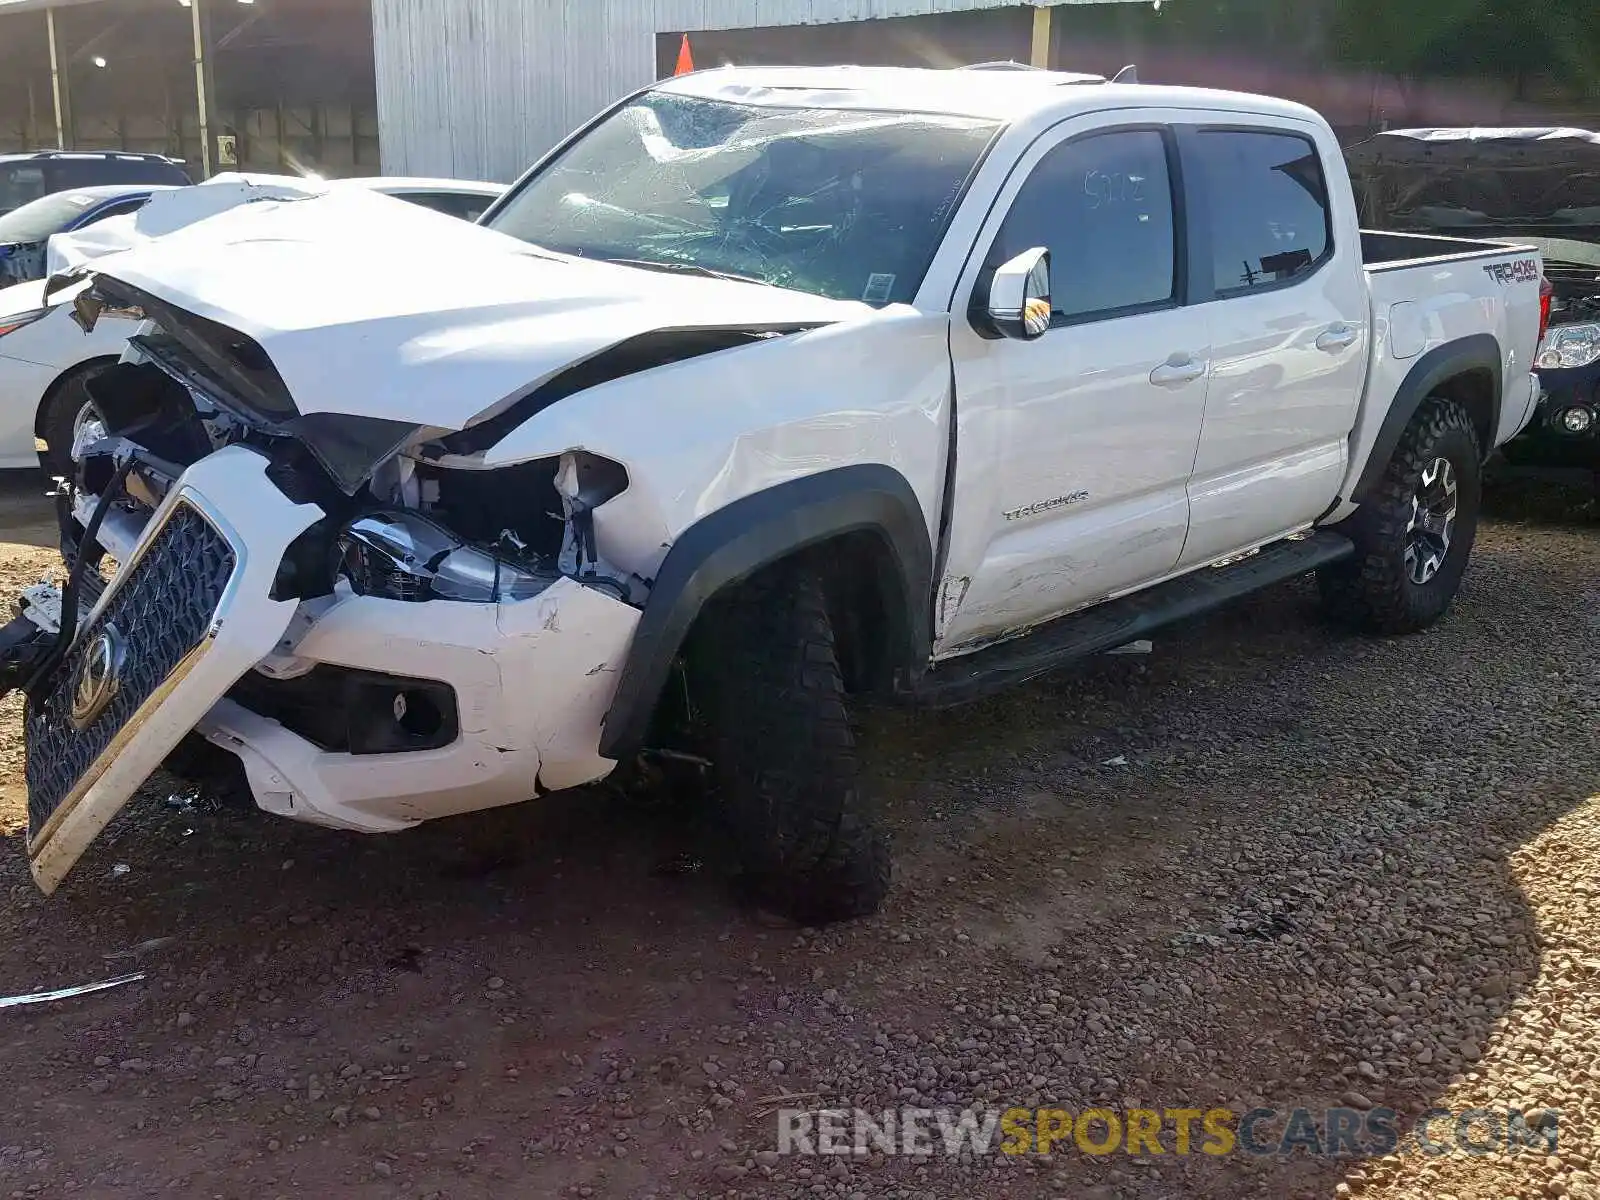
[{"xmin": 0, "ymin": 278, "xmax": 644, "ymax": 894}]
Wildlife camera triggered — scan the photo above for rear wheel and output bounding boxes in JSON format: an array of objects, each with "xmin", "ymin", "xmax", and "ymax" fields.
[
  {"xmin": 1319, "ymin": 396, "xmax": 1483, "ymax": 634},
  {"xmin": 39, "ymin": 364, "xmax": 109, "ymax": 479},
  {"xmin": 683, "ymin": 557, "xmax": 891, "ymax": 924}
]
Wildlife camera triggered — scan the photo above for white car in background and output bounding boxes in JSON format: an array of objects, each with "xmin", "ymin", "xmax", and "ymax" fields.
[{"xmin": 0, "ymin": 174, "xmax": 506, "ymax": 474}]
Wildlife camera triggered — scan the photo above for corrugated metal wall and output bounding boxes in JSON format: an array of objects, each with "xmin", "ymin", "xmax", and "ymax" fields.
[{"xmin": 371, "ymin": 0, "xmax": 1121, "ymax": 183}]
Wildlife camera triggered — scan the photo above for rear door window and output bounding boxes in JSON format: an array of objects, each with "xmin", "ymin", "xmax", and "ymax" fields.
[{"xmin": 1186, "ymin": 129, "xmax": 1332, "ymax": 295}]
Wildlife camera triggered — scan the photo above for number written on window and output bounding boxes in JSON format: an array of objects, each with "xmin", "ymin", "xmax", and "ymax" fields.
[
  {"xmin": 993, "ymin": 129, "xmax": 1176, "ymax": 324},
  {"xmin": 1083, "ymin": 167, "xmax": 1146, "ymax": 209}
]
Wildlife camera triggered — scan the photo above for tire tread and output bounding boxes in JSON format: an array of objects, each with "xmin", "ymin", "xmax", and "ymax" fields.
[
  {"xmin": 1320, "ymin": 396, "xmax": 1482, "ymax": 634},
  {"xmin": 694, "ymin": 559, "xmax": 890, "ymax": 924}
]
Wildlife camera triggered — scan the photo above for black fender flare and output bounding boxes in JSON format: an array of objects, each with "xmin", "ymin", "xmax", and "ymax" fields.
[
  {"xmin": 599, "ymin": 464, "xmax": 933, "ymax": 761},
  {"xmin": 1351, "ymin": 333, "xmax": 1502, "ymax": 504}
]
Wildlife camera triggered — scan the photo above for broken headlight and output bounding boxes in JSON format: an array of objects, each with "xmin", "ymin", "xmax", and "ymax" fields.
[
  {"xmin": 335, "ymin": 511, "xmax": 558, "ymax": 603},
  {"xmin": 1538, "ymin": 323, "xmax": 1600, "ymax": 370}
]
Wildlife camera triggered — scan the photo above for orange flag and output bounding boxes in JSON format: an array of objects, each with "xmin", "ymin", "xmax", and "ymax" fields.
[{"xmin": 674, "ymin": 34, "xmax": 695, "ymax": 76}]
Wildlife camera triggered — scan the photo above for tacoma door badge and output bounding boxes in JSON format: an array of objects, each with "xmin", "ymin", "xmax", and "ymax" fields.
[
  {"xmin": 1004, "ymin": 491, "xmax": 1090, "ymax": 522},
  {"xmin": 70, "ymin": 625, "xmax": 126, "ymax": 730}
]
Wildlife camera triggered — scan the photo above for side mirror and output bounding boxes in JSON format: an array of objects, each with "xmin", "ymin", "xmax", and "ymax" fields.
[{"xmin": 986, "ymin": 247, "xmax": 1053, "ymax": 341}]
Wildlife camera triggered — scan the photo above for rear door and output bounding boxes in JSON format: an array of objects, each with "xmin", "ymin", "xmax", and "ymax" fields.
[{"xmin": 1176, "ymin": 121, "xmax": 1370, "ymax": 567}]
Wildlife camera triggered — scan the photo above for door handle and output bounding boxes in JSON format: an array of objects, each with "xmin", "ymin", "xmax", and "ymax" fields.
[
  {"xmin": 1316, "ymin": 324, "xmax": 1360, "ymax": 352},
  {"xmin": 1149, "ymin": 356, "xmax": 1207, "ymax": 387}
]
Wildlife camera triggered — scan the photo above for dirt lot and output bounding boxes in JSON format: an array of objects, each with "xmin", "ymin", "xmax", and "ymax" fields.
[{"xmin": 0, "ymin": 472, "xmax": 1594, "ymax": 1200}]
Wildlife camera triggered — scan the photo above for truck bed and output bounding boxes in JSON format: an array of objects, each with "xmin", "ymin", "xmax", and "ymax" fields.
[
  {"xmin": 1338, "ymin": 228, "xmax": 1544, "ymax": 513},
  {"xmin": 1361, "ymin": 228, "xmax": 1536, "ymax": 269}
]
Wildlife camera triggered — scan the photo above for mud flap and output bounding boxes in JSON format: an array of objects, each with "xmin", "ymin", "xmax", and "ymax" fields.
[{"xmin": 25, "ymin": 446, "xmax": 322, "ymax": 894}]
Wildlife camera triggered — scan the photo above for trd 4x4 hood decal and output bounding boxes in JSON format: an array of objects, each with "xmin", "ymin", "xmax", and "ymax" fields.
[{"xmin": 88, "ymin": 186, "xmax": 863, "ymax": 432}]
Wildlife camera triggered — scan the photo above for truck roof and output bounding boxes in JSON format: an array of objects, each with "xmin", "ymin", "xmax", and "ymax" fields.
[{"xmin": 657, "ymin": 65, "xmax": 1325, "ymax": 129}]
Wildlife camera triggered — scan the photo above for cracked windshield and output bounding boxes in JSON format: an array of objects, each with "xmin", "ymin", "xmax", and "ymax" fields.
[{"xmin": 486, "ymin": 92, "xmax": 999, "ymax": 304}]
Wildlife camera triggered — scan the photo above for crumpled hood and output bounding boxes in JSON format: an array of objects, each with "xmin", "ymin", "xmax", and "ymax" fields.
[
  {"xmin": 88, "ymin": 185, "xmax": 868, "ymax": 431},
  {"xmin": 44, "ymin": 173, "xmax": 338, "ymax": 280}
]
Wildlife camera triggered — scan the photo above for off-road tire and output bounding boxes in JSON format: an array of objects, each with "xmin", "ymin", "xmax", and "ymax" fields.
[
  {"xmin": 687, "ymin": 558, "xmax": 891, "ymax": 924},
  {"xmin": 1319, "ymin": 396, "xmax": 1483, "ymax": 634},
  {"xmin": 39, "ymin": 364, "xmax": 107, "ymax": 479}
]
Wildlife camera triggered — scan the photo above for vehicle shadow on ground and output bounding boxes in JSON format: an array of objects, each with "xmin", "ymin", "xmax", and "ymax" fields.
[
  {"xmin": 849, "ymin": 524, "xmax": 1595, "ymax": 1194},
  {"xmin": 1484, "ymin": 475, "xmax": 1599, "ymax": 525},
  {"xmin": 0, "ymin": 503, "xmax": 1591, "ymax": 1197}
]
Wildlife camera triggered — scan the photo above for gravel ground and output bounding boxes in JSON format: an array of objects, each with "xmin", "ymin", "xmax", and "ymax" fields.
[{"xmin": 0, "ymin": 472, "xmax": 1593, "ymax": 1199}]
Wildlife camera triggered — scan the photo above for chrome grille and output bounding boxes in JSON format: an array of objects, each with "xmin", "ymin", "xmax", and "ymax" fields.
[{"xmin": 25, "ymin": 502, "xmax": 235, "ymax": 837}]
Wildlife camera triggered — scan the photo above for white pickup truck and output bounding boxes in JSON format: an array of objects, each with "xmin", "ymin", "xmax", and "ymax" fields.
[{"xmin": 0, "ymin": 66, "xmax": 1547, "ymax": 923}]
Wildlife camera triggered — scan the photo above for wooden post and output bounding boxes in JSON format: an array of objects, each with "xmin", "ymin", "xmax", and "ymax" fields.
[
  {"xmin": 191, "ymin": 0, "xmax": 212, "ymax": 178},
  {"xmin": 46, "ymin": 7, "xmax": 66, "ymax": 148},
  {"xmin": 1030, "ymin": 4, "xmax": 1052, "ymax": 70}
]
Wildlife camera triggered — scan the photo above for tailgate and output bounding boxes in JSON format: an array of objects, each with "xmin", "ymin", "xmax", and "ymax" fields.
[{"xmin": 25, "ymin": 446, "xmax": 321, "ymax": 893}]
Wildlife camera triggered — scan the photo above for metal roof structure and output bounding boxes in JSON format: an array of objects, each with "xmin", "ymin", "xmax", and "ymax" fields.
[
  {"xmin": 4, "ymin": 0, "xmax": 1152, "ymax": 184},
  {"xmin": 372, "ymin": 0, "xmax": 1147, "ymax": 182}
]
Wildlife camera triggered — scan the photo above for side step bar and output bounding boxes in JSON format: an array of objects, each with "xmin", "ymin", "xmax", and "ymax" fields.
[{"xmin": 908, "ymin": 531, "xmax": 1355, "ymax": 709}]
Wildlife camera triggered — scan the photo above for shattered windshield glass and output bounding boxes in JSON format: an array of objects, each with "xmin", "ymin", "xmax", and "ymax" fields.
[{"xmin": 486, "ymin": 93, "xmax": 1000, "ymax": 305}]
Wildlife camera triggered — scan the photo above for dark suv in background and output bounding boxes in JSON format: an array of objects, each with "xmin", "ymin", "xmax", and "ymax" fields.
[
  {"xmin": 0, "ymin": 151, "xmax": 192, "ymax": 217},
  {"xmin": 1347, "ymin": 127, "xmax": 1600, "ymax": 494}
]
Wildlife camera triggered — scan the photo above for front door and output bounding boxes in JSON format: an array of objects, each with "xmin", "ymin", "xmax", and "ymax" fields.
[{"xmin": 938, "ymin": 119, "xmax": 1209, "ymax": 654}]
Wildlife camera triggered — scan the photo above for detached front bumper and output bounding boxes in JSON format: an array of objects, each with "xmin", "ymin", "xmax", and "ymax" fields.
[
  {"xmin": 25, "ymin": 446, "xmax": 320, "ymax": 892},
  {"xmin": 195, "ymin": 576, "xmax": 639, "ymax": 834}
]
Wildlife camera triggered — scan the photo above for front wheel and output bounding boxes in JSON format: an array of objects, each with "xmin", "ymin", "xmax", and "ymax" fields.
[
  {"xmin": 684, "ymin": 557, "xmax": 891, "ymax": 924},
  {"xmin": 39, "ymin": 365, "xmax": 109, "ymax": 479},
  {"xmin": 1319, "ymin": 396, "xmax": 1483, "ymax": 634}
]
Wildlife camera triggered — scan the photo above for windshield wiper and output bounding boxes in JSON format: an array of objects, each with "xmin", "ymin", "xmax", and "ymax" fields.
[{"xmin": 600, "ymin": 257, "xmax": 768, "ymax": 286}]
